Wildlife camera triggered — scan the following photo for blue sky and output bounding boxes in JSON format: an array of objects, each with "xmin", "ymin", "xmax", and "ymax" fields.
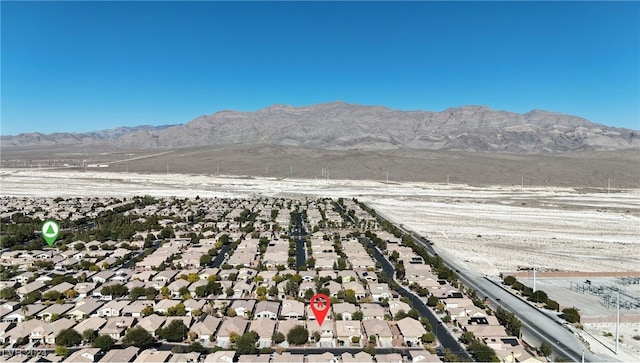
[{"xmin": 2, "ymin": 1, "xmax": 639, "ymax": 135}]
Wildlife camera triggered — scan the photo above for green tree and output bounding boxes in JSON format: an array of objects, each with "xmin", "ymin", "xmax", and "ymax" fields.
[
  {"xmin": 539, "ymin": 341, "xmax": 552, "ymax": 357},
  {"xmin": 92, "ymin": 335, "xmax": 115, "ymax": 351},
  {"xmin": 427, "ymin": 296, "xmax": 439, "ymax": 307},
  {"xmin": 166, "ymin": 302, "xmax": 187, "ymax": 316},
  {"xmin": 157, "ymin": 320, "xmax": 188, "ymax": 342},
  {"xmin": 545, "ymin": 299, "xmax": 560, "ymax": 312},
  {"xmin": 123, "ymin": 326, "xmax": 154, "ymax": 349},
  {"xmin": 495, "ymin": 307, "xmax": 523, "ymax": 336},
  {"xmin": 235, "ymin": 331, "xmax": 259, "ymax": 355},
  {"xmin": 344, "ymin": 289, "xmax": 357, "ymax": 304},
  {"xmin": 362, "ymin": 346, "xmax": 376, "ymax": 356},
  {"xmin": 421, "ymin": 332, "xmax": 436, "ymax": 344},
  {"xmin": 43, "ymin": 290, "xmax": 62, "ymax": 301},
  {"xmin": 459, "ymin": 331, "xmax": 476, "ymax": 345},
  {"xmin": 200, "ymin": 254, "xmax": 211, "ymax": 266},
  {"xmin": 303, "ymin": 288, "xmax": 314, "ymax": 300},
  {"xmin": 0, "ymin": 287, "xmax": 18, "ymax": 301},
  {"xmin": 468, "ymin": 340, "xmax": 500, "ymax": 362},
  {"xmin": 272, "ymin": 332, "xmax": 285, "ymax": 344},
  {"xmin": 187, "ymin": 341, "xmax": 207, "ymax": 353},
  {"xmin": 530, "ymin": 290, "xmax": 549, "ymax": 304},
  {"xmin": 352, "ymin": 311, "xmax": 364, "ymax": 321},
  {"xmin": 55, "ymin": 328, "xmax": 82, "ymax": 347},
  {"xmin": 54, "ymin": 346, "xmax": 68, "ymax": 357},
  {"xmin": 408, "ymin": 309, "xmax": 420, "ymax": 320},
  {"xmin": 394, "ymin": 310, "xmax": 408, "ymax": 321},
  {"xmin": 82, "ymin": 329, "xmax": 97, "ymax": 343},
  {"xmin": 562, "ymin": 307, "xmax": 581, "ymax": 323},
  {"xmin": 160, "ymin": 227, "xmax": 174, "ymax": 239},
  {"xmin": 503, "ymin": 275, "xmax": 517, "ymax": 285},
  {"xmin": 286, "ymin": 325, "xmax": 309, "ymax": 345},
  {"xmin": 101, "ymin": 283, "xmax": 128, "ymax": 298}
]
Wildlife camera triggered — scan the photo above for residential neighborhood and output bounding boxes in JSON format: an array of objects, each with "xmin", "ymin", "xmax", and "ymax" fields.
[{"xmin": 0, "ymin": 196, "xmax": 545, "ymax": 362}]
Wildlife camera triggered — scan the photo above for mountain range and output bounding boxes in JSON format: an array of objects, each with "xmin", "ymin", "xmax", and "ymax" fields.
[{"xmin": 2, "ymin": 102, "xmax": 638, "ymax": 153}]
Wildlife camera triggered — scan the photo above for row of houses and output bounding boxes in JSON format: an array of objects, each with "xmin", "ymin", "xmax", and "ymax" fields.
[{"xmin": 6, "ymin": 349, "xmax": 419, "ymax": 363}]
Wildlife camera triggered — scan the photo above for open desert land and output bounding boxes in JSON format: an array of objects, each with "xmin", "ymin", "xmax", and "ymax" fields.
[{"xmin": 2, "ymin": 168, "xmax": 638, "ymax": 277}]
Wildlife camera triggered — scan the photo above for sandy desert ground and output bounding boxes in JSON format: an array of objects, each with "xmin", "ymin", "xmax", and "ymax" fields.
[{"xmin": 2, "ymin": 169, "xmax": 638, "ymax": 278}]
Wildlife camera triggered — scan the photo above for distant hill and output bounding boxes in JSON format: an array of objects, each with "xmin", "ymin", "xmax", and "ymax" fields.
[
  {"xmin": 1, "ymin": 124, "xmax": 177, "ymax": 147},
  {"xmin": 2, "ymin": 102, "xmax": 638, "ymax": 152}
]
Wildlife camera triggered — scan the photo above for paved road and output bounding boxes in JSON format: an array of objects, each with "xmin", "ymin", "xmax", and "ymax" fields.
[
  {"xmin": 441, "ymin": 255, "xmax": 598, "ymax": 362},
  {"xmin": 291, "ymin": 213, "xmax": 307, "ymax": 268},
  {"xmin": 368, "ymin": 204, "xmax": 601, "ymax": 362},
  {"xmin": 361, "ymin": 238, "xmax": 472, "ymax": 361},
  {"xmin": 211, "ymin": 243, "xmax": 231, "ymax": 268}
]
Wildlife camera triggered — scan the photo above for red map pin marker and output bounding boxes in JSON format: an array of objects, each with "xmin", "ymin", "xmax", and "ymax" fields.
[{"xmin": 310, "ymin": 293, "xmax": 331, "ymax": 326}]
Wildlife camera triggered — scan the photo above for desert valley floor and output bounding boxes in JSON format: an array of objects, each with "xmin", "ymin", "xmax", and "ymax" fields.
[{"xmin": 2, "ymin": 169, "xmax": 638, "ymax": 277}]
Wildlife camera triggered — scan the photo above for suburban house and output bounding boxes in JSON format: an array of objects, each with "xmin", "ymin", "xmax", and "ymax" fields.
[
  {"xmin": 333, "ymin": 303, "xmax": 357, "ymax": 321},
  {"xmin": 203, "ymin": 350, "xmax": 236, "ymax": 363},
  {"xmin": 65, "ymin": 347, "xmax": 102, "ymax": 363},
  {"xmin": 133, "ymin": 349, "xmax": 171, "ymax": 363},
  {"xmin": 360, "ymin": 303, "xmax": 386, "ymax": 320},
  {"xmin": 253, "ymin": 301, "xmax": 280, "ymax": 320},
  {"xmin": 342, "ymin": 282, "xmax": 366, "ymax": 301},
  {"xmin": 230, "ymin": 300, "xmax": 255, "ymax": 318},
  {"xmin": 408, "ymin": 349, "xmax": 442, "ymax": 363},
  {"xmin": 249, "ymin": 318, "xmax": 277, "ymax": 348},
  {"xmin": 98, "ymin": 300, "xmax": 130, "ymax": 317},
  {"xmin": 137, "ymin": 314, "xmax": 166, "ymax": 337},
  {"xmin": 368, "ymin": 283, "xmax": 393, "ymax": 302},
  {"xmin": 389, "ymin": 301, "xmax": 412, "ymax": 318},
  {"xmin": 99, "ymin": 346, "xmax": 139, "ymax": 363},
  {"xmin": 396, "ymin": 317, "xmax": 427, "ymax": 347},
  {"xmin": 306, "ymin": 319, "xmax": 335, "ymax": 348},
  {"xmin": 363, "ymin": 319, "xmax": 394, "ymax": 348},
  {"xmin": 67, "ymin": 300, "xmax": 105, "ymax": 321},
  {"xmin": 216, "ymin": 317, "xmax": 249, "ymax": 348},
  {"xmin": 100, "ymin": 317, "xmax": 136, "ymax": 340},
  {"xmin": 37, "ymin": 303, "xmax": 74, "ymax": 321},
  {"xmin": 122, "ymin": 300, "xmax": 153, "ymax": 317},
  {"xmin": 189, "ymin": 315, "xmax": 221, "ymax": 344},
  {"xmin": 335, "ymin": 320, "xmax": 363, "ymax": 347}
]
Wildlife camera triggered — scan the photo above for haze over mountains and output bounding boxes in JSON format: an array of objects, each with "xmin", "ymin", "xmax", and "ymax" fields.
[{"xmin": 3, "ymin": 102, "xmax": 638, "ymax": 153}]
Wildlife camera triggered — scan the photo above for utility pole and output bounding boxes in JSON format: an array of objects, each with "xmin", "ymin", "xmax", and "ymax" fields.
[
  {"xmin": 616, "ymin": 292, "xmax": 620, "ymax": 354},
  {"xmin": 533, "ymin": 263, "xmax": 536, "ymax": 293}
]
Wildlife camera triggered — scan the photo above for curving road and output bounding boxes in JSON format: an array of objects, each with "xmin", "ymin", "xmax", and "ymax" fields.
[
  {"xmin": 368, "ymin": 203, "xmax": 602, "ymax": 362},
  {"xmin": 362, "ymin": 238, "xmax": 473, "ymax": 361}
]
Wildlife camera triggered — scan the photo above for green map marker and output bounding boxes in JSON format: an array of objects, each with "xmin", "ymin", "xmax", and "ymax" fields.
[{"xmin": 41, "ymin": 220, "xmax": 60, "ymax": 246}]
